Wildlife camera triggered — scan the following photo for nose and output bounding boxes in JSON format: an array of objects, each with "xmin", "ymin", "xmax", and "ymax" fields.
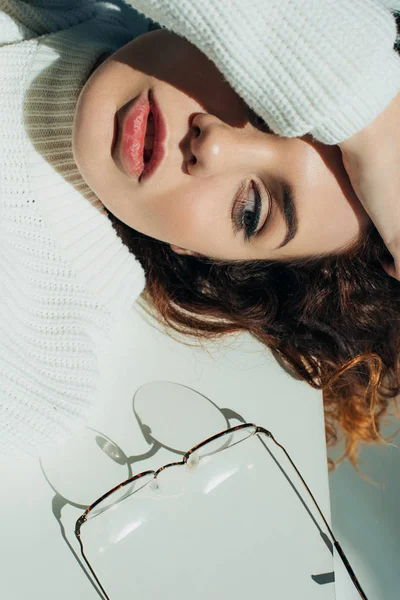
[{"xmin": 188, "ymin": 113, "xmax": 249, "ymax": 178}]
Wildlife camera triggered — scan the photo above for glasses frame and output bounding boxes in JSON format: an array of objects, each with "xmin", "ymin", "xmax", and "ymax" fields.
[{"xmin": 75, "ymin": 422, "xmax": 368, "ymax": 600}]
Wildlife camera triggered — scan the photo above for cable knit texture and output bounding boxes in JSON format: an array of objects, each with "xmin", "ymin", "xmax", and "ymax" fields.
[
  {"xmin": 1, "ymin": 0, "xmax": 400, "ymax": 462},
  {"xmin": 128, "ymin": 0, "xmax": 400, "ymax": 144},
  {"xmin": 0, "ymin": 0, "xmax": 149, "ymax": 462}
]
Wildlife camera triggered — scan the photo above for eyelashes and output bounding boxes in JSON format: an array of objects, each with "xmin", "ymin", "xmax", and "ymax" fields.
[
  {"xmin": 232, "ymin": 181, "xmax": 265, "ymax": 241},
  {"xmin": 230, "ymin": 108, "xmax": 273, "ymax": 241},
  {"xmin": 242, "ymin": 182, "xmax": 262, "ymax": 241}
]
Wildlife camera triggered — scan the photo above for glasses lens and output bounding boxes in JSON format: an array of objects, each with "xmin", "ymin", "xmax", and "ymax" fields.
[
  {"xmin": 79, "ymin": 428, "xmax": 335, "ymax": 600},
  {"xmin": 86, "ymin": 472, "xmax": 155, "ymax": 519}
]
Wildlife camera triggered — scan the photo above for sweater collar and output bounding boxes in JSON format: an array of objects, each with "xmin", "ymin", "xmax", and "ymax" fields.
[{"xmin": 22, "ymin": 23, "xmax": 145, "ymax": 313}]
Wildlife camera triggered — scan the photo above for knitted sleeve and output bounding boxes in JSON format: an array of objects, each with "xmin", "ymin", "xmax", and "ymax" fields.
[
  {"xmin": 381, "ymin": 0, "xmax": 400, "ymax": 10},
  {"xmin": 0, "ymin": 0, "xmax": 146, "ymax": 44},
  {"xmin": 126, "ymin": 0, "xmax": 400, "ymax": 145},
  {"xmin": 0, "ymin": 0, "xmax": 98, "ymax": 43}
]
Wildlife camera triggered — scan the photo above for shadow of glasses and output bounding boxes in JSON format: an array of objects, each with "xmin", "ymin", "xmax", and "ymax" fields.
[{"xmin": 70, "ymin": 385, "xmax": 353, "ymax": 600}]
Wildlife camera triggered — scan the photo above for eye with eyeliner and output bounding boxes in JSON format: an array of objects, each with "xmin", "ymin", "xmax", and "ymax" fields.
[{"xmin": 232, "ymin": 180, "xmax": 271, "ymax": 242}]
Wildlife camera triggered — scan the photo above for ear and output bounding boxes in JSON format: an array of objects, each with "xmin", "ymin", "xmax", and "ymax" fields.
[{"xmin": 169, "ymin": 244, "xmax": 198, "ymax": 257}]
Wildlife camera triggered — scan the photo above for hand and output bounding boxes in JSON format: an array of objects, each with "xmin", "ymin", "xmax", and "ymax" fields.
[{"xmin": 339, "ymin": 92, "xmax": 400, "ymax": 280}]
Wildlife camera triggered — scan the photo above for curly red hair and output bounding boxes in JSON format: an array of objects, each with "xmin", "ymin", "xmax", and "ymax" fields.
[{"xmin": 107, "ymin": 208, "xmax": 400, "ymax": 477}]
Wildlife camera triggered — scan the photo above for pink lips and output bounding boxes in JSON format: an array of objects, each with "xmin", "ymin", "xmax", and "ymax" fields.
[{"xmin": 118, "ymin": 90, "xmax": 166, "ymax": 181}]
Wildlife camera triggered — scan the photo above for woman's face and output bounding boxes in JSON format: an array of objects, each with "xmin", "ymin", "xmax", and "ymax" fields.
[{"xmin": 73, "ymin": 29, "xmax": 369, "ymax": 261}]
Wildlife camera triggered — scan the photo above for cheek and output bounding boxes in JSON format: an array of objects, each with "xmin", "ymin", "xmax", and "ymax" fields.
[
  {"xmin": 160, "ymin": 188, "xmax": 231, "ymax": 255},
  {"xmin": 122, "ymin": 188, "xmax": 204, "ymax": 249}
]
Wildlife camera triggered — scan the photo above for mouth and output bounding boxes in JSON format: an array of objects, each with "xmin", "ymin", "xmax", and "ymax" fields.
[{"xmin": 116, "ymin": 89, "xmax": 166, "ymax": 182}]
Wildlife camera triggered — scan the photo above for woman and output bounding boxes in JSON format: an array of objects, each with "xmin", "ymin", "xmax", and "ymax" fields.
[{"xmin": 1, "ymin": 0, "xmax": 399, "ymax": 467}]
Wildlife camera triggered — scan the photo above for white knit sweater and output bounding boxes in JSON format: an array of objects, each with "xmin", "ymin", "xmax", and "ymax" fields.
[
  {"xmin": 0, "ymin": 0, "xmax": 148, "ymax": 462},
  {"xmin": 128, "ymin": 0, "xmax": 400, "ymax": 143},
  {"xmin": 1, "ymin": 0, "xmax": 400, "ymax": 462}
]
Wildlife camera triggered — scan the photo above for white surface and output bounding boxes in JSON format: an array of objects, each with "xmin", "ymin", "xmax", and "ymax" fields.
[
  {"xmin": 0, "ymin": 304, "xmax": 346, "ymax": 599},
  {"xmin": 80, "ymin": 425, "xmax": 334, "ymax": 600}
]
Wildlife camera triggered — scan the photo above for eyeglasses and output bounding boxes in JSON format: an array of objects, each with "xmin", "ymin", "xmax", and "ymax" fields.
[{"xmin": 75, "ymin": 422, "xmax": 368, "ymax": 600}]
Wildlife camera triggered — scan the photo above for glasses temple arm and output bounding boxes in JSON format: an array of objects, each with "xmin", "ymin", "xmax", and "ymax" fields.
[
  {"xmin": 266, "ymin": 432, "xmax": 369, "ymax": 600},
  {"xmin": 75, "ymin": 522, "xmax": 112, "ymax": 600}
]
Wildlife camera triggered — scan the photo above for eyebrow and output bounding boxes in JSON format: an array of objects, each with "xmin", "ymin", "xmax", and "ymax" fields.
[{"xmin": 275, "ymin": 184, "xmax": 298, "ymax": 249}]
